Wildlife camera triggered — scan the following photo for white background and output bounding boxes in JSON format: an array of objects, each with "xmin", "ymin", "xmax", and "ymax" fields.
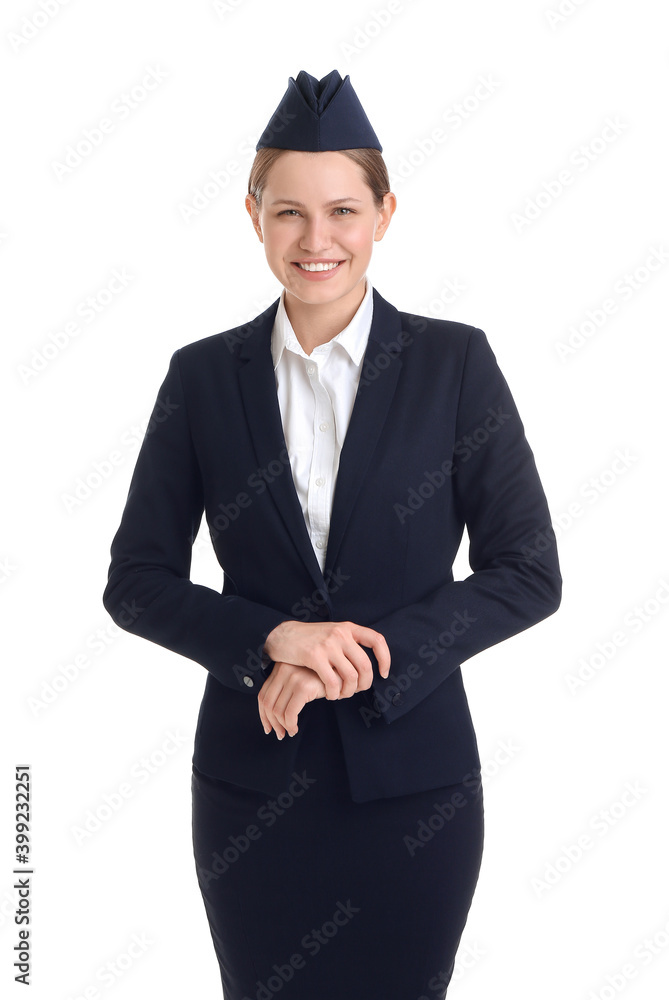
[{"xmin": 2, "ymin": 1, "xmax": 668, "ymax": 997}]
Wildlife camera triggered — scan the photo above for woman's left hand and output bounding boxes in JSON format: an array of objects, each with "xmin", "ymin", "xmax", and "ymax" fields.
[{"xmin": 257, "ymin": 661, "xmax": 328, "ymax": 740}]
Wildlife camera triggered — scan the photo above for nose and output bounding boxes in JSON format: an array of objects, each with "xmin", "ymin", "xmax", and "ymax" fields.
[{"xmin": 299, "ymin": 214, "xmax": 333, "ymax": 253}]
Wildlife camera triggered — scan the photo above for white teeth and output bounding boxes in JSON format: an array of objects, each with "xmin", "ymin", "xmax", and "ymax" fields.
[{"xmin": 297, "ymin": 261, "xmax": 342, "ymax": 271}]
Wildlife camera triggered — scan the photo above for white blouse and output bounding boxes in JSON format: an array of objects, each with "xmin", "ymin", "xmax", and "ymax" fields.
[{"xmin": 270, "ymin": 277, "xmax": 374, "ymax": 574}]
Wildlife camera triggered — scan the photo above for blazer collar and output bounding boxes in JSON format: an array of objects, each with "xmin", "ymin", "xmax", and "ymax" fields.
[{"xmin": 235, "ymin": 286, "xmax": 406, "ymax": 608}]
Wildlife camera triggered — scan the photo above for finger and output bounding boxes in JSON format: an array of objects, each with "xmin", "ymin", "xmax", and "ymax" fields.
[
  {"xmin": 269, "ymin": 709, "xmax": 287, "ymax": 740},
  {"xmin": 328, "ymin": 646, "xmax": 366, "ymax": 698},
  {"xmin": 257, "ymin": 690, "xmax": 272, "ymax": 735},
  {"xmin": 354, "ymin": 626, "xmax": 391, "ymax": 678},
  {"xmin": 323, "ymin": 640, "xmax": 374, "ymax": 696},
  {"xmin": 274, "ymin": 690, "xmax": 302, "ymax": 738},
  {"xmin": 305, "ymin": 657, "xmax": 343, "ymax": 701},
  {"xmin": 258, "ymin": 674, "xmax": 287, "ymax": 740},
  {"xmin": 373, "ymin": 637, "xmax": 391, "ymax": 678},
  {"xmin": 257, "ymin": 675, "xmax": 275, "ymax": 734},
  {"xmin": 347, "ymin": 641, "xmax": 377, "ymax": 692}
]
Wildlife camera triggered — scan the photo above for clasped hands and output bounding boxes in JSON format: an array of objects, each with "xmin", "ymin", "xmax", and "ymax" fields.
[{"xmin": 258, "ymin": 620, "xmax": 391, "ymax": 740}]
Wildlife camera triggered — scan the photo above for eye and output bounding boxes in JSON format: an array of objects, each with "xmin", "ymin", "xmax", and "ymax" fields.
[{"xmin": 276, "ymin": 207, "xmax": 357, "ymax": 217}]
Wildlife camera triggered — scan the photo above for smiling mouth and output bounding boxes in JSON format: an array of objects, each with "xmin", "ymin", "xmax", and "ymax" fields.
[{"xmin": 292, "ymin": 261, "xmax": 344, "ymax": 272}]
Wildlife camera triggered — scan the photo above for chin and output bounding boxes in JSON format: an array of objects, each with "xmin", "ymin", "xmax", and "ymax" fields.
[{"xmin": 292, "ymin": 283, "xmax": 356, "ymax": 302}]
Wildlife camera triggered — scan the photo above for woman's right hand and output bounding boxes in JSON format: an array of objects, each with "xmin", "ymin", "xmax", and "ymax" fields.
[
  {"xmin": 257, "ymin": 661, "xmax": 327, "ymax": 740},
  {"xmin": 262, "ymin": 619, "xmax": 391, "ymax": 701}
]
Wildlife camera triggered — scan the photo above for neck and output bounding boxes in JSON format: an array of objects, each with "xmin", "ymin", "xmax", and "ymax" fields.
[{"xmin": 283, "ymin": 278, "xmax": 367, "ymax": 355}]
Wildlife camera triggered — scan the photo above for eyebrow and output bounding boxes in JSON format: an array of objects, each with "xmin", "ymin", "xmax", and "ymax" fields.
[{"xmin": 269, "ymin": 197, "xmax": 364, "ymax": 208}]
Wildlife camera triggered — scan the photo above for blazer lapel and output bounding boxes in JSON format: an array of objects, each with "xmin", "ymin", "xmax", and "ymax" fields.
[{"xmin": 236, "ymin": 287, "xmax": 405, "ymax": 607}]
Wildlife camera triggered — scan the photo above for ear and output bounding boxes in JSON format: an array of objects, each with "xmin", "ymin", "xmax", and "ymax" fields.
[
  {"xmin": 374, "ymin": 192, "xmax": 397, "ymax": 242},
  {"xmin": 245, "ymin": 194, "xmax": 263, "ymax": 241}
]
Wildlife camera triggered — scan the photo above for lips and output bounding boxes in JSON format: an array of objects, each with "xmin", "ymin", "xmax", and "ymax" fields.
[
  {"xmin": 289, "ymin": 260, "xmax": 346, "ymax": 282},
  {"xmin": 293, "ymin": 260, "xmax": 344, "ymax": 271}
]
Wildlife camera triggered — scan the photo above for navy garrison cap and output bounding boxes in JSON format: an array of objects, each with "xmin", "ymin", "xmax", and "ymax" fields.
[{"xmin": 255, "ymin": 69, "xmax": 382, "ymax": 152}]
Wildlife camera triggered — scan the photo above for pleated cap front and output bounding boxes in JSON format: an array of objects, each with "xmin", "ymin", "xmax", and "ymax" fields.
[{"xmin": 255, "ymin": 69, "xmax": 382, "ymax": 152}]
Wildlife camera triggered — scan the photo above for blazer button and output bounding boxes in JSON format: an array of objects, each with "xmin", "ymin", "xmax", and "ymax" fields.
[
  {"xmin": 391, "ymin": 693, "xmax": 403, "ymax": 705},
  {"xmin": 242, "ymin": 675, "xmax": 254, "ymax": 687}
]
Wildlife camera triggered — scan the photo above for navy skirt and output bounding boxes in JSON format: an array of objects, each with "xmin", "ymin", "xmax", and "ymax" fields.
[{"xmin": 191, "ymin": 696, "xmax": 484, "ymax": 1000}]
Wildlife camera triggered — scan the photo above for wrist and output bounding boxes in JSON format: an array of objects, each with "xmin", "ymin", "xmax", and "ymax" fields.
[{"xmin": 264, "ymin": 619, "xmax": 289, "ymax": 661}]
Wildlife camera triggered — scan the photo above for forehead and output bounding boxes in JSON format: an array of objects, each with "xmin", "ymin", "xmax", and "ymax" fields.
[{"xmin": 265, "ymin": 150, "xmax": 368, "ymax": 195}]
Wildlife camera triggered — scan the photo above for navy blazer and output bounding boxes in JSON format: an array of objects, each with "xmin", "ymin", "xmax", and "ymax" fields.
[{"xmin": 102, "ymin": 287, "xmax": 561, "ymax": 802}]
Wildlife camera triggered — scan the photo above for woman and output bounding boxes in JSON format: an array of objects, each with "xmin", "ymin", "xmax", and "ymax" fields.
[{"xmin": 103, "ymin": 70, "xmax": 561, "ymax": 999}]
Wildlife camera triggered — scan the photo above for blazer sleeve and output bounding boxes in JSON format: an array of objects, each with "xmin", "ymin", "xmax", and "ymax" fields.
[
  {"xmin": 101, "ymin": 349, "xmax": 294, "ymax": 693},
  {"xmin": 362, "ymin": 327, "xmax": 562, "ymax": 724}
]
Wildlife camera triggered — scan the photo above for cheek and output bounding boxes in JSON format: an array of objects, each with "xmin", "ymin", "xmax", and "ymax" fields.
[
  {"xmin": 262, "ymin": 227, "xmax": 288, "ymax": 257},
  {"xmin": 345, "ymin": 224, "xmax": 375, "ymax": 255}
]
